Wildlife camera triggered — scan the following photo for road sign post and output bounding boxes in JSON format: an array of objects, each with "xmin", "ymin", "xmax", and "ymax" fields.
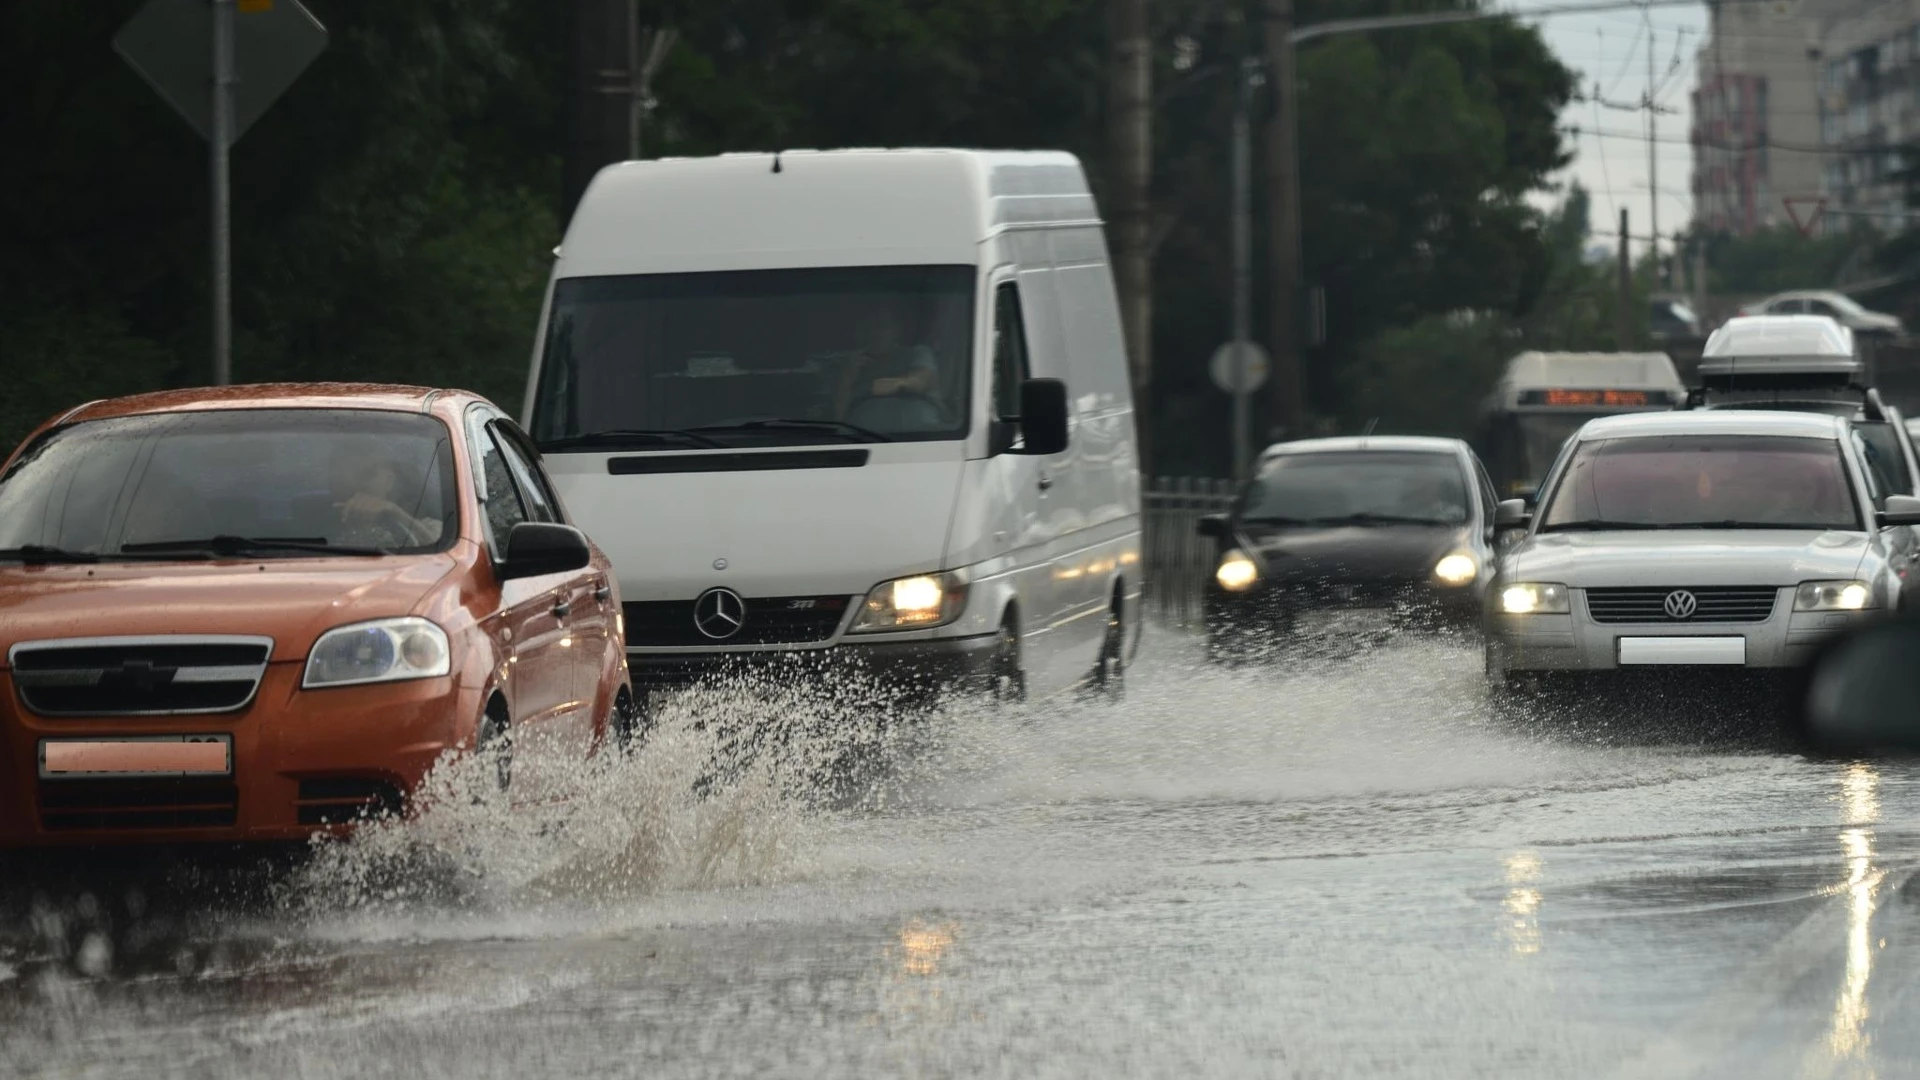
[
  {"xmin": 114, "ymin": 0, "xmax": 327, "ymax": 386},
  {"xmin": 211, "ymin": 0, "xmax": 234, "ymax": 387}
]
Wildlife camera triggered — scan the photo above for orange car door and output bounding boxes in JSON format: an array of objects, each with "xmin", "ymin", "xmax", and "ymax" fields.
[
  {"xmin": 490, "ymin": 422, "xmax": 600, "ymax": 757},
  {"xmin": 471, "ymin": 414, "xmax": 573, "ymax": 758}
]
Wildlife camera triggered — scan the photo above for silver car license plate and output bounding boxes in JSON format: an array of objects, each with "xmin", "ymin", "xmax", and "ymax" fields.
[{"xmin": 1617, "ymin": 637, "xmax": 1746, "ymax": 666}]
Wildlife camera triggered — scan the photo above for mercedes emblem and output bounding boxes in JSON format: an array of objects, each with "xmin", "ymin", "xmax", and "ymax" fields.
[
  {"xmin": 1663, "ymin": 590, "xmax": 1698, "ymax": 620},
  {"xmin": 693, "ymin": 587, "xmax": 747, "ymax": 640}
]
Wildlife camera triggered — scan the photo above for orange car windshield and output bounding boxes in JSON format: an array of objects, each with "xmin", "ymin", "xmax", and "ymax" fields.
[{"xmin": 0, "ymin": 409, "xmax": 460, "ymax": 559}]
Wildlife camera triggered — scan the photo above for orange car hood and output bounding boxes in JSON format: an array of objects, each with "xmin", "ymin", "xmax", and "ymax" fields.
[{"xmin": 0, "ymin": 555, "xmax": 461, "ymax": 666}]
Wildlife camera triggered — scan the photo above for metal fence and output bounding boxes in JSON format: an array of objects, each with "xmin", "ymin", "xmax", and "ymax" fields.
[{"xmin": 1141, "ymin": 476, "xmax": 1236, "ymax": 628}]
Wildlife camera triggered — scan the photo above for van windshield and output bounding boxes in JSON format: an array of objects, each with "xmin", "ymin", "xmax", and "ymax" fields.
[{"xmin": 532, "ymin": 266, "xmax": 976, "ymax": 448}]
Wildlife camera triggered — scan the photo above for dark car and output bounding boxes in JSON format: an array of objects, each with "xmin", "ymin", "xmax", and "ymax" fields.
[{"xmin": 1198, "ymin": 437, "xmax": 1500, "ymax": 660}]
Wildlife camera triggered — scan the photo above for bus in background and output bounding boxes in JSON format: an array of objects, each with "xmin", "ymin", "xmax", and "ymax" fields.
[{"xmin": 1475, "ymin": 351, "xmax": 1685, "ymax": 499}]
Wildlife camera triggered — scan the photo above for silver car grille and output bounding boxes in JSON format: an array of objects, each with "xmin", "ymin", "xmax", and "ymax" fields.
[
  {"xmin": 9, "ymin": 636, "xmax": 273, "ymax": 717},
  {"xmin": 1583, "ymin": 587, "xmax": 1779, "ymax": 625}
]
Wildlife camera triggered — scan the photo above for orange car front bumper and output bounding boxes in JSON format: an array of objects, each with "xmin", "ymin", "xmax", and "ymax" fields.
[{"xmin": 0, "ymin": 663, "xmax": 483, "ymax": 848}]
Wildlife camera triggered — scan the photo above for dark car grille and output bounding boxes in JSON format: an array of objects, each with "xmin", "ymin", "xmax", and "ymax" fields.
[
  {"xmin": 37, "ymin": 780, "xmax": 239, "ymax": 831},
  {"xmin": 622, "ymin": 596, "xmax": 853, "ymax": 647},
  {"xmin": 10, "ymin": 636, "xmax": 273, "ymax": 717},
  {"xmin": 1583, "ymin": 586, "xmax": 1780, "ymax": 624}
]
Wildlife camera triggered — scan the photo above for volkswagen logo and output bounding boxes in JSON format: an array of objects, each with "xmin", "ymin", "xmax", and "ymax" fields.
[
  {"xmin": 1663, "ymin": 590, "xmax": 1698, "ymax": 620},
  {"xmin": 693, "ymin": 587, "xmax": 747, "ymax": 640}
]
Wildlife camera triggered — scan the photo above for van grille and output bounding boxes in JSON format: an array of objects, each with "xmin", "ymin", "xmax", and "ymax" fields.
[
  {"xmin": 623, "ymin": 596, "xmax": 852, "ymax": 647},
  {"xmin": 9, "ymin": 636, "xmax": 273, "ymax": 717},
  {"xmin": 1584, "ymin": 587, "xmax": 1780, "ymax": 624}
]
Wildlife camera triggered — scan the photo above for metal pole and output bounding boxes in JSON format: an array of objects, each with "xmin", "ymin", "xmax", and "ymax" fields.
[
  {"xmin": 1232, "ymin": 59, "xmax": 1254, "ymax": 483},
  {"xmin": 210, "ymin": 0, "xmax": 234, "ymax": 387},
  {"xmin": 1646, "ymin": 21, "xmax": 1658, "ymax": 277},
  {"xmin": 625, "ymin": 0, "xmax": 640, "ymax": 159},
  {"xmin": 1617, "ymin": 208, "xmax": 1632, "ymax": 349},
  {"xmin": 1266, "ymin": 0, "xmax": 1303, "ymax": 437}
]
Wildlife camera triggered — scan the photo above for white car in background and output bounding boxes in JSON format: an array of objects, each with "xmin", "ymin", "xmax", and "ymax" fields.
[{"xmin": 1741, "ymin": 291, "xmax": 1904, "ymax": 340}]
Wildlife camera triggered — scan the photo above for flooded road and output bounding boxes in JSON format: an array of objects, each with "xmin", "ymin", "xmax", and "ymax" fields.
[{"xmin": 4, "ymin": 634, "xmax": 1919, "ymax": 1079}]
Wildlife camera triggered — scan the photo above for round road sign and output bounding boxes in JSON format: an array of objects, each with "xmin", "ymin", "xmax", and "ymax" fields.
[{"xmin": 1209, "ymin": 341, "xmax": 1271, "ymax": 394}]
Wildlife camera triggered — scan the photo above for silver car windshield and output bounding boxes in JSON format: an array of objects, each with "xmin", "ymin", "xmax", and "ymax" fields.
[{"xmin": 1539, "ymin": 435, "xmax": 1860, "ymax": 531}]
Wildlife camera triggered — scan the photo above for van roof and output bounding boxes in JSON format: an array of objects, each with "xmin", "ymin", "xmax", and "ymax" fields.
[
  {"xmin": 558, "ymin": 149, "xmax": 1099, "ymax": 278},
  {"xmin": 1699, "ymin": 315, "xmax": 1857, "ymax": 380},
  {"xmin": 1495, "ymin": 351, "xmax": 1684, "ymax": 391}
]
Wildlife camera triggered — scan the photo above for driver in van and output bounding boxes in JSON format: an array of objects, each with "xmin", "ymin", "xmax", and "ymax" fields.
[{"xmin": 835, "ymin": 306, "xmax": 944, "ymax": 418}]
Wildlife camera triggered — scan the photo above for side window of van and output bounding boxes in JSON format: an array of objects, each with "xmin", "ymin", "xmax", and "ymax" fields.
[{"xmin": 992, "ymin": 283, "xmax": 1031, "ymax": 422}]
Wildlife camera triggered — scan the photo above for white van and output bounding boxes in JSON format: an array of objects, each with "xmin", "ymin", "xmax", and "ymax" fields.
[{"xmin": 521, "ymin": 149, "xmax": 1142, "ymax": 707}]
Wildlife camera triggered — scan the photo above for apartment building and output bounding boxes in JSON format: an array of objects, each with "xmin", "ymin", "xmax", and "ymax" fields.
[
  {"xmin": 1815, "ymin": 0, "xmax": 1920, "ymax": 232},
  {"xmin": 1690, "ymin": 1, "xmax": 1824, "ymax": 235}
]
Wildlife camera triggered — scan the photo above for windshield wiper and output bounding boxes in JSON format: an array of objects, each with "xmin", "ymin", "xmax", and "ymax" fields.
[
  {"xmin": 1540, "ymin": 520, "xmax": 1664, "ymax": 532},
  {"xmin": 1661, "ymin": 520, "xmax": 1846, "ymax": 531},
  {"xmin": 121, "ymin": 536, "xmax": 388, "ymax": 557},
  {"xmin": 688, "ymin": 418, "xmax": 894, "ymax": 443},
  {"xmin": 538, "ymin": 428, "xmax": 728, "ymax": 451},
  {"xmin": 1305, "ymin": 512, "xmax": 1458, "ymax": 527},
  {"xmin": 0, "ymin": 545, "xmax": 107, "ymax": 564}
]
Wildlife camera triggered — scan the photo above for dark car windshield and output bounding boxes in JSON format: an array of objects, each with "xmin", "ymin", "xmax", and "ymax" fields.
[
  {"xmin": 532, "ymin": 265, "xmax": 976, "ymax": 448},
  {"xmin": 1540, "ymin": 435, "xmax": 1859, "ymax": 531},
  {"xmin": 1238, "ymin": 450, "xmax": 1469, "ymax": 526},
  {"xmin": 0, "ymin": 409, "xmax": 459, "ymax": 559}
]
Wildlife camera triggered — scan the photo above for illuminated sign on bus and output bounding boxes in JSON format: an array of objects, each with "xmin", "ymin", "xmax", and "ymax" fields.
[{"xmin": 1515, "ymin": 389, "xmax": 1675, "ymax": 407}]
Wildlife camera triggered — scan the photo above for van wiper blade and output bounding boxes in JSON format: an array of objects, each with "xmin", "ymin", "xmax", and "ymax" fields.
[
  {"xmin": 538, "ymin": 428, "xmax": 728, "ymax": 451},
  {"xmin": 1307, "ymin": 512, "xmax": 1458, "ymax": 526},
  {"xmin": 121, "ymin": 536, "xmax": 388, "ymax": 557},
  {"xmin": 688, "ymin": 418, "xmax": 894, "ymax": 442}
]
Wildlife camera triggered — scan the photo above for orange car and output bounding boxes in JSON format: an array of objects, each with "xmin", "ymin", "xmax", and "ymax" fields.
[{"xmin": 0, "ymin": 384, "xmax": 635, "ymax": 847}]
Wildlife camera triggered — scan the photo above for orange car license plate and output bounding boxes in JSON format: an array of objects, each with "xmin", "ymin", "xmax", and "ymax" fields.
[{"xmin": 38, "ymin": 736, "xmax": 232, "ymax": 779}]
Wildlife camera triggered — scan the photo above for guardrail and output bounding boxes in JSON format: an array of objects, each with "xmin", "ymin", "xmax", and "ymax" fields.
[{"xmin": 1142, "ymin": 476, "xmax": 1236, "ymax": 628}]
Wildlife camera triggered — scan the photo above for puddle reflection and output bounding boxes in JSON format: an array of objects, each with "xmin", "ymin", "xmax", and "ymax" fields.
[
  {"xmin": 1827, "ymin": 763, "xmax": 1881, "ymax": 1069},
  {"xmin": 1503, "ymin": 850, "xmax": 1543, "ymax": 957}
]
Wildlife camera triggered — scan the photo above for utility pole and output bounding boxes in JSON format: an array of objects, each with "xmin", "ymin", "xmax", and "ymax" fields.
[
  {"xmin": 1646, "ymin": 18, "xmax": 1658, "ymax": 278},
  {"xmin": 623, "ymin": 1, "xmax": 675, "ymax": 160},
  {"xmin": 210, "ymin": 0, "xmax": 235, "ymax": 386},
  {"xmin": 1264, "ymin": 0, "xmax": 1303, "ymax": 439},
  {"xmin": 1618, "ymin": 208, "xmax": 1633, "ymax": 349},
  {"xmin": 1109, "ymin": 0, "xmax": 1154, "ymax": 468},
  {"xmin": 1232, "ymin": 59, "xmax": 1255, "ymax": 482}
]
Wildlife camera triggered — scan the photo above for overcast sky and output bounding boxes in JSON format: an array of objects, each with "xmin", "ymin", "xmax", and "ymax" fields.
[{"xmin": 1527, "ymin": 2, "xmax": 1709, "ymax": 252}]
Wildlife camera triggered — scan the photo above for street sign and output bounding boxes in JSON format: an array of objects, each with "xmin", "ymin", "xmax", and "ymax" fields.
[
  {"xmin": 1210, "ymin": 341, "xmax": 1271, "ymax": 394},
  {"xmin": 113, "ymin": 0, "xmax": 328, "ymax": 146}
]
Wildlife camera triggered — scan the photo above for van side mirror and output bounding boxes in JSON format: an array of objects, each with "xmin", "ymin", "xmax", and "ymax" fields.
[
  {"xmin": 1879, "ymin": 494, "xmax": 1920, "ymax": 528},
  {"xmin": 1495, "ymin": 499, "xmax": 1531, "ymax": 529},
  {"xmin": 499, "ymin": 522, "xmax": 592, "ymax": 581},
  {"xmin": 1009, "ymin": 378, "xmax": 1069, "ymax": 456},
  {"xmin": 1197, "ymin": 514, "xmax": 1228, "ymax": 539}
]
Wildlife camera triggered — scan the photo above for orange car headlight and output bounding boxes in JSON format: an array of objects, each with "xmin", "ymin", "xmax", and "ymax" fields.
[{"xmin": 303, "ymin": 617, "xmax": 451, "ymax": 689}]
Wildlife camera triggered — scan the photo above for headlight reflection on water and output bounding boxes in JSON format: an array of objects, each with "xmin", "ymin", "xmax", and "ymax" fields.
[
  {"xmin": 1826, "ymin": 763, "xmax": 1881, "ymax": 1065},
  {"xmin": 1503, "ymin": 850, "xmax": 1543, "ymax": 957}
]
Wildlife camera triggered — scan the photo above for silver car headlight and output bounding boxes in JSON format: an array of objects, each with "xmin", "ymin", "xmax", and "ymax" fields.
[
  {"xmin": 1795, "ymin": 580, "xmax": 1876, "ymax": 612},
  {"xmin": 1499, "ymin": 582, "xmax": 1570, "ymax": 614},
  {"xmin": 849, "ymin": 572, "xmax": 968, "ymax": 632},
  {"xmin": 303, "ymin": 617, "xmax": 452, "ymax": 689}
]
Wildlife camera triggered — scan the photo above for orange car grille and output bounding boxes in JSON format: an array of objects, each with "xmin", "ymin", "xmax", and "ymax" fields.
[
  {"xmin": 10, "ymin": 636, "xmax": 272, "ymax": 717},
  {"xmin": 38, "ymin": 780, "xmax": 239, "ymax": 831}
]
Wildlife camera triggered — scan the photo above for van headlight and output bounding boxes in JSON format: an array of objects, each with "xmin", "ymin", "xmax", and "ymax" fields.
[
  {"xmin": 1433, "ymin": 552, "xmax": 1478, "ymax": 586},
  {"xmin": 850, "ymin": 572, "xmax": 968, "ymax": 632},
  {"xmin": 1499, "ymin": 583, "xmax": 1569, "ymax": 614},
  {"xmin": 1795, "ymin": 580, "xmax": 1875, "ymax": 611},
  {"xmin": 303, "ymin": 617, "xmax": 451, "ymax": 688},
  {"xmin": 1215, "ymin": 550, "xmax": 1259, "ymax": 591}
]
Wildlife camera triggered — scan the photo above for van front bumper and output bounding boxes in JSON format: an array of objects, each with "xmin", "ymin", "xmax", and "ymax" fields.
[{"xmin": 628, "ymin": 633, "xmax": 1003, "ymax": 693}]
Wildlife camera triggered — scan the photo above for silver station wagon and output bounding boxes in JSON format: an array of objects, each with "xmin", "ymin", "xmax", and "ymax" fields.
[{"xmin": 1485, "ymin": 410, "xmax": 1920, "ymax": 686}]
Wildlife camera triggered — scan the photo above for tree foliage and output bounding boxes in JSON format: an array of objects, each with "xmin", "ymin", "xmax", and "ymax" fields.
[{"xmin": 1, "ymin": 0, "xmax": 1579, "ymax": 475}]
